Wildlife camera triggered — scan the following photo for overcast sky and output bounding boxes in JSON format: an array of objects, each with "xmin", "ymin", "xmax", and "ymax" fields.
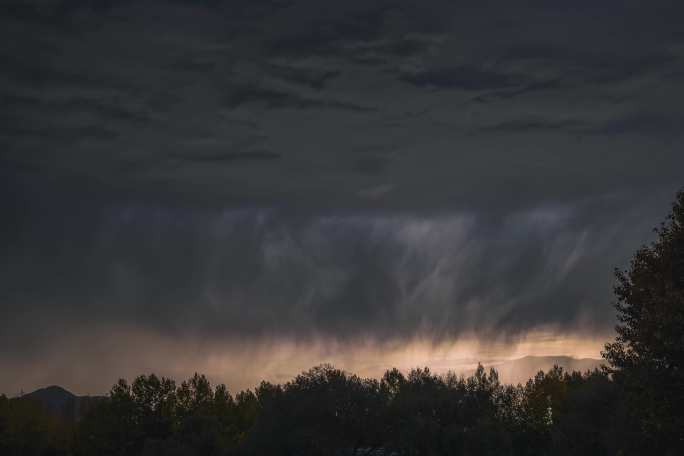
[{"xmin": 2, "ymin": 0, "xmax": 684, "ymax": 394}]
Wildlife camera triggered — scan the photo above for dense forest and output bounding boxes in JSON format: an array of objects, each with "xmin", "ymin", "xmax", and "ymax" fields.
[{"xmin": 2, "ymin": 191, "xmax": 683, "ymax": 456}]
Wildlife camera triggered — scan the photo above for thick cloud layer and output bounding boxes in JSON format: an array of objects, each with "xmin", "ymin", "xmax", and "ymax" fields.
[
  {"xmin": 1, "ymin": 185, "xmax": 672, "ymax": 358},
  {"xmin": 1, "ymin": 0, "xmax": 684, "ymax": 393},
  {"xmin": 2, "ymin": 0, "xmax": 683, "ymax": 210}
]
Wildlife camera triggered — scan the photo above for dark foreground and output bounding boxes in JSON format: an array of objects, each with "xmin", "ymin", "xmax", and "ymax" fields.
[{"xmin": 0, "ymin": 361, "xmax": 679, "ymax": 456}]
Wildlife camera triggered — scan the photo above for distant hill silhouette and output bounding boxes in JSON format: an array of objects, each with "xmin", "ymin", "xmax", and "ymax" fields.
[
  {"xmin": 24, "ymin": 385, "xmax": 76, "ymax": 413},
  {"xmin": 488, "ymin": 355, "xmax": 603, "ymax": 385},
  {"xmin": 22, "ymin": 385, "xmax": 102, "ymax": 421}
]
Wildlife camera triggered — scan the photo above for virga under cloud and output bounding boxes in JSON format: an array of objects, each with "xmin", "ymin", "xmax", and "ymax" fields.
[{"xmin": 1, "ymin": 0, "xmax": 683, "ymax": 393}]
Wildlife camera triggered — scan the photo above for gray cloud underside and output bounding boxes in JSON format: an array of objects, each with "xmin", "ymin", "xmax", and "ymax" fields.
[
  {"xmin": 0, "ymin": 186, "xmax": 674, "ymax": 358},
  {"xmin": 1, "ymin": 0, "xmax": 684, "ymax": 381},
  {"xmin": 2, "ymin": 0, "xmax": 683, "ymax": 211}
]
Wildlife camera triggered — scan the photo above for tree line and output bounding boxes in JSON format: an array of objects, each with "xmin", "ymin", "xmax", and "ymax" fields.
[
  {"xmin": 2, "ymin": 190, "xmax": 683, "ymax": 456},
  {"xmin": 0, "ymin": 364, "xmax": 634, "ymax": 455}
]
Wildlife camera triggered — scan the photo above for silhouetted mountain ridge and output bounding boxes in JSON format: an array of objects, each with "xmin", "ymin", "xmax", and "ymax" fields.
[
  {"xmin": 490, "ymin": 355, "xmax": 603, "ymax": 385},
  {"xmin": 22, "ymin": 385, "xmax": 102, "ymax": 421}
]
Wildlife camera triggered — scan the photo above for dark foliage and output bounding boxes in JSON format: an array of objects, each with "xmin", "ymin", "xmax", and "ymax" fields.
[
  {"xmin": 603, "ymin": 190, "xmax": 684, "ymax": 455},
  {"xmin": 0, "ymin": 366, "xmax": 637, "ymax": 456}
]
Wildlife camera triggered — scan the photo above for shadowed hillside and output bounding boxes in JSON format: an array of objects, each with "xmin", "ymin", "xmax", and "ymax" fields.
[
  {"xmin": 21, "ymin": 385, "xmax": 101, "ymax": 423},
  {"xmin": 489, "ymin": 356, "xmax": 602, "ymax": 385}
]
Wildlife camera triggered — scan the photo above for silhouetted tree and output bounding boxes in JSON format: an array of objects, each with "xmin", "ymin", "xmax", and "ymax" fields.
[
  {"xmin": 75, "ymin": 373, "xmax": 242, "ymax": 456},
  {"xmin": 548, "ymin": 369, "xmax": 623, "ymax": 455},
  {"xmin": 603, "ymin": 190, "xmax": 684, "ymax": 454}
]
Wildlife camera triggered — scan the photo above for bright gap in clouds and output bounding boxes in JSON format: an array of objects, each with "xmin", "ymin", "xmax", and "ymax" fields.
[{"xmin": 2, "ymin": 326, "xmax": 606, "ymax": 396}]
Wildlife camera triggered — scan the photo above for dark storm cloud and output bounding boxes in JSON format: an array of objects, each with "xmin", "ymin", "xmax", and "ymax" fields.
[
  {"xmin": 351, "ymin": 156, "xmax": 391, "ymax": 176},
  {"xmin": 263, "ymin": 63, "xmax": 340, "ymax": 90},
  {"xmin": 1, "ymin": 188, "xmax": 669, "ymax": 357},
  {"xmin": 473, "ymin": 79, "xmax": 563, "ymax": 103},
  {"xmin": 222, "ymin": 84, "xmax": 376, "ymax": 111},
  {"xmin": 1, "ymin": 93, "xmax": 150, "ymax": 124},
  {"xmin": 172, "ymin": 150, "xmax": 282, "ymax": 164},
  {"xmin": 2, "ymin": 0, "xmax": 684, "ymax": 391},
  {"xmin": 589, "ymin": 111, "xmax": 684, "ymax": 137},
  {"xmin": 475, "ymin": 118, "xmax": 585, "ymax": 135},
  {"xmin": 264, "ymin": 2, "xmax": 404, "ymax": 58},
  {"xmin": 401, "ymin": 67, "xmax": 520, "ymax": 91}
]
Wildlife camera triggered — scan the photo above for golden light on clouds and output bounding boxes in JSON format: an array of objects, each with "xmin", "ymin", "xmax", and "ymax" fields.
[{"xmin": 2, "ymin": 325, "xmax": 606, "ymax": 396}]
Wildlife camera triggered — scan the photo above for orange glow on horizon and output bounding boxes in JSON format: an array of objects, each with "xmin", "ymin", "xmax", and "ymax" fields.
[{"xmin": 1, "ymin": 326, "xmax": 609, "ymax": 396}]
